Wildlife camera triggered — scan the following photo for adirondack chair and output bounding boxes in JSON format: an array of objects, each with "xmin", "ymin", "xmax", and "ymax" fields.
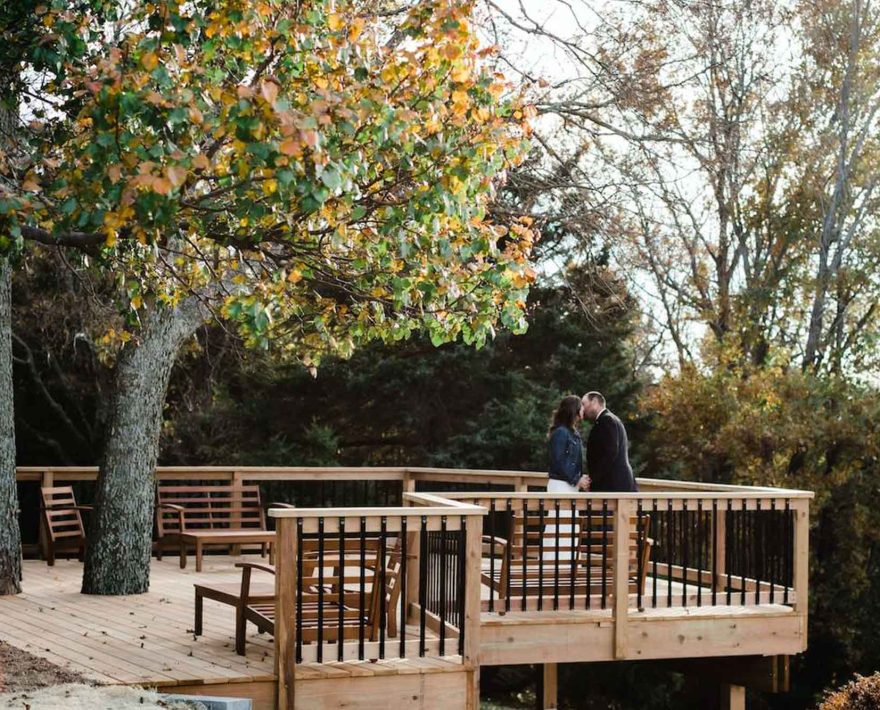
[
  {"xmin": 482, "ymin": 505, "xmax": 652, "ymax": 611},
  {"xmin": 40, "ymin": 486, "xmax": 91, "ymax": 566},
  {"xmin": 195, "ymin": 536, "xmax": 403, "ymax": 655}
]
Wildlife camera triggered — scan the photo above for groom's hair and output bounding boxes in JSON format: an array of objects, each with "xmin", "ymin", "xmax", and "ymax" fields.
[{"xmin": 584, "ymin": 391, "xmax": 606, "ymax": 407}]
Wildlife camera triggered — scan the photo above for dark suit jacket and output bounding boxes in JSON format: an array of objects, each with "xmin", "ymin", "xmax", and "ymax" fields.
[{"xmin": 586, "ymin": 410, "xmax": 638, "ymax": 492}]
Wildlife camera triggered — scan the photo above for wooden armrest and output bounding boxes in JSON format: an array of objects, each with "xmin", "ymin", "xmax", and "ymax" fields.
[
  {"xmin": 160, "ymin": 503, "xmax": 185, "ymax": 511},
  {"xmin": 235, "ymin": 561, "xmax": 276, "ymax": 576},
  {"xmin": 482, "ymin": 534, "xmax": 509, "ymax": 546},
  {"xmin": 268, "ymin": 502, "xmax": 296, "ymax": 509}
]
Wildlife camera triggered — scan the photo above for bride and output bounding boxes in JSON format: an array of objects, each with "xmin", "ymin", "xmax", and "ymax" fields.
[{"xmin": 544, "ymin": 395, "xmax": 588, "ymax": 560}]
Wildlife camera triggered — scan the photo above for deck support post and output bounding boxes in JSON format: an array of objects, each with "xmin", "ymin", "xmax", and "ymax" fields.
[
  {"xmin": 720, "ymin": 683, "xmax": 745, "ymax": 710},
  {"xmin": 541, "ymin": 663, "xmax": 558, "ymax": 709},
  {"xmin": 275, "ymin": 517, "xmax": 297, "ymax": 710},
  {"xmin": 613, "ymin": 499, "xmax": 634, "ymax": 659}
]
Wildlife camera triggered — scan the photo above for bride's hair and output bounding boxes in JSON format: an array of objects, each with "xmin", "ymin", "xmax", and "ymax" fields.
[{"xmin": 549, "ymin": 395, "xmax": 582, "ymax": 435}]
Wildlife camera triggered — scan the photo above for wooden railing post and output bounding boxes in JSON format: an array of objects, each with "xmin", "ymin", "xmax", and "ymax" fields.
[
  {"xmin": 464, "ymin": 509, "xmax": 483, "ymax": 709},
  {"xmin": 792, "ymin": 499, "xmax": 809, "ymax": 644},
  {"xmin": 275, "ymin": 517, "xmax": 297, "ymax": 710},
  {"xmin": 613, "ymin": 498, "xmax": 634, "ymax": 659},
  {"xmin": 38, "ymin": 469, "xmax": 53, "ymax": 561}
]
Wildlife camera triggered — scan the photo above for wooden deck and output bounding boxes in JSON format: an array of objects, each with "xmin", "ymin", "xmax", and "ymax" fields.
[
  {"xmin": 0, "ymin": 558, "xmax": 467, "ymax": 709},
  {"xmin": 1, "ymin": 557, "xmax": 276, "ymax": 687}
]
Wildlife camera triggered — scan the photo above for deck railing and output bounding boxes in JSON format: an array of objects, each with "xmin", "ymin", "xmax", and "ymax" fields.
[
  {"xmin": 268, "ymin": 493, "xmax": 484, "ymax": 708},
  {"xmin": 15, "ymin": 467, "xmax": 811, "ymax": 675}
]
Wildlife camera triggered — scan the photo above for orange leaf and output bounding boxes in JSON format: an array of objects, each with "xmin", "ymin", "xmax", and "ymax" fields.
[
  {"xmin": 166, "ymin": 166, "xmax": 187, "ymax": 187},
  {"xmin": 260, "ymin": 79, "xmax": 279, "ymax": 106},
  {"xmin": 279, "ymin": 139, "xmax": 301, "ymax": 156},
  {"xmin": 141, "ymin": 51, "xmax": 158, "ymax": 71}
]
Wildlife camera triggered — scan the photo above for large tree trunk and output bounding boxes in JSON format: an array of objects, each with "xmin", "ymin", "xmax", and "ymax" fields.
[
  {"xmin": 81, "ymin": 298, "xmax": 206, "ymax": 595},
  {"xmin": 0, "ymin": 258, "xmax": 22, "ymax": 595}
]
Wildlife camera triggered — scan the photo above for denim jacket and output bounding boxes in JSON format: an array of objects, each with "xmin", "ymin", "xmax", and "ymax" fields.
[{"xmin": 548, "ymin": 426, "xmax": 583, "ymax": 487}]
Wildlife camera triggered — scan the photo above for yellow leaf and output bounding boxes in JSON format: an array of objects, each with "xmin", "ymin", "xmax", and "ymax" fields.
[
  {"xmin": 21, "ymin": 179, "xmax": 40, "ymax": 192},
  {"xmin": 189, "ymin": 106, "xmax": 204, "ymax": 124},
  {"xmin": 131, "ymin": 294, "xmax": 143, "ymax": 309},
  {"xmin": 141, "ymin": 51, "xmax": 158, "ymax": 71},
  {"xmin": 328, "ymin": 13, "xmax": 343, "ymax": 31},
  {"xmin": 348, "ymin": 18, "xmax": 364, "ymax": 41},
  {"xmin": 104, "ymin": 229, "xmax": 117, "ymax": 247},
  {"xmin": 288, "ymin": 269, "xmax": 303, "ymax": 283}
]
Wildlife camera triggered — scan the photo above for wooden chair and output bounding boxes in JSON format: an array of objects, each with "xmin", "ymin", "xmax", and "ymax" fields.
[
  {"xmin": 155, "ymin": 484, "xmax": 270, "ymax": 569},
  {"xmin": 40, "ymin": 486, "xmax": 91, "ymax": 566},
  {"xmin": 198, "ymin": 537, "xmax": 402, "ymax": 655},
  {"xmin": 482, "ymin": 506, "xmax": 652, "ymax": 610}
]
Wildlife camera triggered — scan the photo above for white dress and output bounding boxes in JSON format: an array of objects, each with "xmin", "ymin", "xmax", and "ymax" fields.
[{"xmin": 544, "ymin": 478, "xmax": 580, "ymax": 560}]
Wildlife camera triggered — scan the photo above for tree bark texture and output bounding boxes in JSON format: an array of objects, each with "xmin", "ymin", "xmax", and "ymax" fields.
[
  {"xmin": 81, "ymin": 297, "xmax": 206, "ymax": 595},
  {"xmin": 0, "ymin": 259, "xmax": 22, "ymax": 595}
]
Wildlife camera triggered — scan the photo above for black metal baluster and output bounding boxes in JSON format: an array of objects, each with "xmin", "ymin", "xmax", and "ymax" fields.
[
  {"xmin": 667, "ymin": 500, "xmax": 673, "ymax": 608},
  {"xmin": 505, "ymin": 499, "xmax": 513, "ymax": 612},
  {"xmin": 696, "ymin": 500, "xmax": 703, "ymax": 607},
  {"xmin": 359, "ymin": 516, "xmax": 366, "ymax": 660},
  {"xmin": 400, "ymin": 517, "xmax": 408, "ymax": 658},
  {"xmin": 296, "ymin": 518, "xmax": 303, "ymax": 663},
  {"xmin": 712, "ymin": 500, "xmax": 718, "ymax": 606},
  {"xmin": 419, "ymin": 516, "xmax": 428, "ymax": 656},
  {"xmin": 601, "ymin": 500, "xmax": 609, "ymax": 609},
  {"xmin": 489, "ymin": 500, "xmax": 496, "ymax": 613},
  {"xmin": 521, "ymin": 502, "xmax": 529, "ymax": 612},
  {"xmin": 569, "ymin": 500, "xmax": 577, "ymax": 610},
  {"xmin": 317, "ymin": 517, "xmax": 325, "ymax": 662},
  {"xmin": 769, "ymin": 500, "xmax": 776, "ymax": 604},
  {"xmin": 755, "ymin": 501, "xmax": 762, "ymax": 605},
  {"xmin": 338, "ymin": 517, "xmax": 345, "ymax": 661},
  {"xmin": 782, "ymin": 498, "xmax": 794, "ymax": 604},
  {"xmin": 439, "ymin": 516, "xmax": 448, "ymax": 656},
  {"xmin": 553, "ymin": 500, "xmax": 560, "ymax": 611},
  {"xmin": 636, "ymin": 501, "xmax": 644, "ymax": 611},
  {"xmin": 652, "ymin": 500, "xmax": 658, "ymax": 608},
  {"xmin": 726, "ymin": 500, "xmax": 733, "ymax": 605},
  {"xmin": 538, "ymin": 499, "xmax": 545, "ymax": 612},
  {"xmin": 379, "ymin": 517, "xmax": 388, "ymax": 659},
  {"xmin": 682, "ymin": 500, "xmax": 688, "ymax": 607},
  {"xmin": 586, "ymin": 500, "xmax": 593, "ymax": 610},
  {"xmin": 457, "ymin": 517, "xmax": 466, "ymax": 656},
  {"xmin": 740, "ymin": 501, "xmax": 747, "ymax": 606}
]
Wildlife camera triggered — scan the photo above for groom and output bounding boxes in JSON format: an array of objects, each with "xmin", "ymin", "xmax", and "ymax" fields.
[{"xmin": 580, "ymin": 391, "xmax": 638, "ymax": 492}]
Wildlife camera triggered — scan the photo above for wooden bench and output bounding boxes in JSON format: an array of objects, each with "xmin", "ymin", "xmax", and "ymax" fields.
[
  {"xmin": 40, "ymin": 486, "xmax": 92, "ymax": 566},
  {"xmin": 156, "ymin": 484, "xmax": 272, "ymax": 571},
  {"xmin": 195, "ymin": 537, "xmax": 402, "ymax": 655},
  {"xmin": 483, "ymin": 508, "xmax": 652, "ymax": 611}
]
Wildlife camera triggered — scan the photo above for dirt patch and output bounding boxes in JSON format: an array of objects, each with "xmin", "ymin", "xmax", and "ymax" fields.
[
  {"xmin": 0, "ymin": 641, "xmax": 85, "ymax": 693},
  {"xmin": 0, "ymin": 684, "xmax": 203, "ymax": 709}
]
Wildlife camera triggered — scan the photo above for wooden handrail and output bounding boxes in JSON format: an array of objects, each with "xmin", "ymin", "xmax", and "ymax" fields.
[{"xmin": 15, "ymin": 465, "xmax": 815, "ymax": 498}]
